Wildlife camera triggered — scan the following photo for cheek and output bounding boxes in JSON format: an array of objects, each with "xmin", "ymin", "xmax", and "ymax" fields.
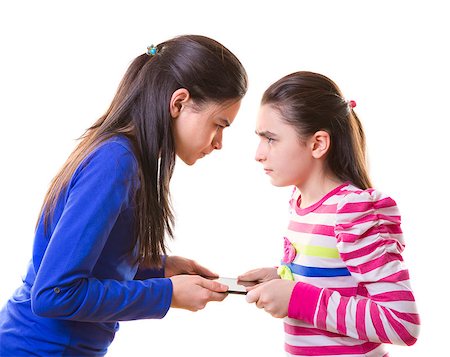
[
  {"xmin": 277, "ymin": 148, "xmax": 310, "ymax": 178},
  {"xmin": 199, "ymin": 129, "xmax": 217, "ymax": 147},
  {"xmin": 275, "ymin": 145, "xmax": 302, "ymax": 166},
  {"xmin": 183, "ymin": 130, "xmax": 215, "ymax": 157}
]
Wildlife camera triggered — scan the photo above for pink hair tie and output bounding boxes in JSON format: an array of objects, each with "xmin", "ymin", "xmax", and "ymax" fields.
[{"xmin": 348, "ymin": 100, "xmax": 357, "ymax": 109}]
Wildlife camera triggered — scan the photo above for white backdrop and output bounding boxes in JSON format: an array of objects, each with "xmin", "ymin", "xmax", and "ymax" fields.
[{"xmin": 0, "ymin": 1, "xmax": 448, "ymax": 356}]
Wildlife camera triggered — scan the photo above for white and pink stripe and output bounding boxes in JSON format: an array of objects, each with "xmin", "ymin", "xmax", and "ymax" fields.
[{"xmin": 282, "ymin": 183, "xmax": 419, "ymax": 356}]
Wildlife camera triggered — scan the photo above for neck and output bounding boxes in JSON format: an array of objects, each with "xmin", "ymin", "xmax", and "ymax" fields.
[{"xmin": 297, "ymin": 172, "xmax": 344, "ymax": 208}]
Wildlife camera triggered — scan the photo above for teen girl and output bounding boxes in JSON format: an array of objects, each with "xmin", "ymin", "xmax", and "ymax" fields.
[
  {"xmin": 240, "ymin": 71, "xmax": 419, "ymax": 356},
  {"xmin": 0, "ymin": 35, "xmax": 247, "ymax": 356}
]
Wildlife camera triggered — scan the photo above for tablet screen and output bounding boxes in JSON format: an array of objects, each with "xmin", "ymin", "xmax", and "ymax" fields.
[{"xmin": 214, "ymin": 277, "xmax": 259, "ymax": 294}]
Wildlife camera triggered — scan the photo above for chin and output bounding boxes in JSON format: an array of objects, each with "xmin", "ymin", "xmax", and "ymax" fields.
[{"xmin": 179, "ymin": 156, "xmax": 197, "ymax": 166}]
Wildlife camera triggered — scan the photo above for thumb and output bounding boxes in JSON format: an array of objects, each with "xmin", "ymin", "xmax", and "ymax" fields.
[
  {"xmin": 238, "ymin": 269, "xmax": 260, "ymax": 282},
  {"xmin": 199, "ymin": 277, "xmax": 228, "ymax": 293},
  {"xmin": 245, "ymin": 288, "xmax": 260, "ymax": 304}
]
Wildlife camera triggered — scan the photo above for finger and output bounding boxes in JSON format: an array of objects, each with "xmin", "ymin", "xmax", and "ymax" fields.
[
  {"xmin": 256, "ymin": 300, "xmax": 265, "ymax": 309},
  {"xmin": 192, "ymin": 262, "xmax": 218, "ymax": 278},
  {"xmin": 238, "ymin": 269, "xmax": 262, "ymax": 281},
  {"xmin": 208, "ymin": 292, "xmax": 228, "ymax": 302},
  {"xmin": 237, "ymin": 269, "xmax": 257, "ymax": 281},
  {"xmin": 245, "ymin": 282, "xmax": 263, "ymax": 292},
  {"xmin": 198, "ymin": 277, "xmax": 228, "ymax": 292}
]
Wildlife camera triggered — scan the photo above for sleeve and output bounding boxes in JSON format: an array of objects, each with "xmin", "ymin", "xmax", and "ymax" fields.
[
  {"xmin": 287, "ymin": 189, "xmax": 420, "ymax": 346},
  {"xmin": 134, "ymin": 256, "xmax": 166, "ymax": 280},
  {"xmin": 31, "ymin": 142, "xmax": 173, "ymax": 322}
]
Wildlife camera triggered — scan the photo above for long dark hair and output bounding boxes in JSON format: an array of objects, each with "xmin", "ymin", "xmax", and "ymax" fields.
[
  {"xmin": 261, "ymin": 71, "xmax": 372, "ymax": 190},
  {"xmin": 39, "ymin": 35, "xmax": 248, "ymax": 267}
]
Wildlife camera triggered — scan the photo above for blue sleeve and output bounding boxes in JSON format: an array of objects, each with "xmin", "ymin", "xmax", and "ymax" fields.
[
  {"xmin": 134, "ymin": 256, "xmax": 166, "ymax": 280},
  {"xmin": 31, "ymin": 141, "xmax": 173, "ymax": 322}
]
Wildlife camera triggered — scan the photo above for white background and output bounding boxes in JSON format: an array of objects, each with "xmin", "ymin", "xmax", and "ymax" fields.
[{"xmin": 0, "ymin": 1, "xmax": 448, "ymax": 356}]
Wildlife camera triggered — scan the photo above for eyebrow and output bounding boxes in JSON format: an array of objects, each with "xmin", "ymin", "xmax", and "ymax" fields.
[
  {"xmin": 218, "ymin": 118, "xmax": 231, "ymax": 127},
  {"xmin": 255, "ymin": 130, "xmax": 278, "ymax": 138}
]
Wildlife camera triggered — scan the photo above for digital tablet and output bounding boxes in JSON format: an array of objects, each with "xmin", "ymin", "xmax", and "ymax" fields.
[{"xmin": 214, "ymin": 277, "xmax": 259, "ymax": 295}]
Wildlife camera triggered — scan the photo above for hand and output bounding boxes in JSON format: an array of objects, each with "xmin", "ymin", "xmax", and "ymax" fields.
[
  {"xmin": 170, "ymin": 275, "xmax": 228, "ymax": 311},
  {"xmin": 165, "ymin": 256, "xmax": 218, "ymax": 278},
  {"xmin": 245, "ymin": 279, "xmax": 296, "ymax": 318},
  {"xmin": 238, "ymin": 267, "xmax": 279, "ymax": 283}
]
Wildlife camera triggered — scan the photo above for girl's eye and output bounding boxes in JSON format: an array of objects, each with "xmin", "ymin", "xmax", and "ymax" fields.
[{"xmin": 267, "ymin": 137, "xmax": 274, "ymax": 144}]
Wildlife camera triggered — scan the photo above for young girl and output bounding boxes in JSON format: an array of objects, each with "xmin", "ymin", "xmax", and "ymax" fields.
[
  {"xmin": 0, "ymin": 35, "xmax": 247, "ymax": 356},
  {"xmin": 239, "ymin": 71, "xmax": 420, "ymax": 356}
]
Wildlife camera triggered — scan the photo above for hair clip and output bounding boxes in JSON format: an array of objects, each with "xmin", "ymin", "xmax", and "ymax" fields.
[
  {"xmin": 348, "ymin": 100, "xmax": 357, "ymax": 109},
  {"xmin": 146, "ymin": 44, "xmax": 157, "ymax": 56}
]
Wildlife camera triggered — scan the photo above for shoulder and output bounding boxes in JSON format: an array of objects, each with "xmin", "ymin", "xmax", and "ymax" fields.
[
  {"xmin": 82, "ymin": 136, "xmax": 137, "ymax": 172},
  {"xmin": 71, "ymin": 135, "xmax": 139, "ymax": 188},
  {"xmin": 336, "ymin": 185, "xmax": 399, "ymax": 215},
  {"xmin": 335, "ymin": 185, "xmax": 403, "ymax": 244},
  {"xmin": 91, "ymin": 135, "xmax": 135, "ymax": 160}
]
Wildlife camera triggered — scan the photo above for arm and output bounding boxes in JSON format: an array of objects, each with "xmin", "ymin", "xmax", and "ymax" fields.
[
  {"xmin": 134, "ymin": 255, "xmax": 220, "ymax": 280},
  {"xmin": 134, "ymin": 256, "xmax": 166, "ymax": 280},
  {"xmin": 31, "ymin": 142, "xmax": 172, "ymax": 322},
  {"xmin": 288, "ymin": 190, "xmax": 420, "ymax": 346}
]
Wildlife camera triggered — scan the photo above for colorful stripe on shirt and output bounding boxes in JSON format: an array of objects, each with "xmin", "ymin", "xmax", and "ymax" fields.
[{"xmin": 281, "ymin": 183, "xmax": 419, "ymax": 356}]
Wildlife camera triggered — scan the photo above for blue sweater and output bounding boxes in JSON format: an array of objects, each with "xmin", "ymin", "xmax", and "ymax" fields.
[{"xmin": 0, "ymin": 136, "xmax": 173, "ymax": 356}]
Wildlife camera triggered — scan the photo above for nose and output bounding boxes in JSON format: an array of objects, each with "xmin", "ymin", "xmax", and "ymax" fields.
[
  {"xmin": 255, "ymin": 141, "xmax": 266, "ymax": 162},
  {"xmin": 212, "ymin": 130, "xmax": 223, "ymax": 150}
]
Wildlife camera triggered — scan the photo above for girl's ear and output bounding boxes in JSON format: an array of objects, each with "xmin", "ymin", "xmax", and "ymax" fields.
[
  {"xmin": 169, "ymin": 88, "xmax": 191, "ymax": 118},
  {"xmin": 311, "ymin": 130, "xmax": 331, "ymax": 159}
]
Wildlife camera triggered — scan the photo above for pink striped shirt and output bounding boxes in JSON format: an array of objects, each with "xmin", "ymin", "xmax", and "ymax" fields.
[{"xmin": 282, "ymin": 183, "xmax": 419, "ymax": 356}]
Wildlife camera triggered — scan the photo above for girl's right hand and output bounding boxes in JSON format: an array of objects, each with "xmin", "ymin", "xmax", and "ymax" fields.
[
  {"xmin": 170, "ymin": 275, "xmax": 228, "ymax": 311},
  {"xmin": 237, "ymin": 267, "xmax": 279, "ymax": 283},
  {"xmin": 245, "ymin": 279, "xmax": 296, "ymax": 319}
]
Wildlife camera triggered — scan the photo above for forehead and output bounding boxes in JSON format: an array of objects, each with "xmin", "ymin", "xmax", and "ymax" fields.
[
  {"xmin": 200, "ymin": 100, "xmax": 241, "ymax": 121},
  {"xmin": 256, "ymin": 104, "xmax": 288, "ymax": 130}
]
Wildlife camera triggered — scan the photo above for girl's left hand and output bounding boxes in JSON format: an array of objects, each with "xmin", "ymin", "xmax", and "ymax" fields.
[
  {"xmin": 245, "ymin": 279, "xmax": 296, "ymax": 318},
  {"xmin": 165, "ymin": 256, "xmax": 218, "ymax": 278}
]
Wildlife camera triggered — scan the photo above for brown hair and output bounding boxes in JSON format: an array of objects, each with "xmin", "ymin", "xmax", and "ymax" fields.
[
  {"xmin": 39, "ymin": 35, "xmax": 248, "ymax": 267},
  {"xmin": 261, "ymin": 71, "xmax": 372, "ymax": 189}
]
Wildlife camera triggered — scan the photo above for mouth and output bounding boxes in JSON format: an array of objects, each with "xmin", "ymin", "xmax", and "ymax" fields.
[{"xmin": 264, "ymin": 168, "xmax": 273, "ymax": 174}]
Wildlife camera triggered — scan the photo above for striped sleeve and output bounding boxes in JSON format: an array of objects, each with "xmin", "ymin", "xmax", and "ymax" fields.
[{"xmin": 288, "ymin": 189, "xmax": 420, "ymax": 346}]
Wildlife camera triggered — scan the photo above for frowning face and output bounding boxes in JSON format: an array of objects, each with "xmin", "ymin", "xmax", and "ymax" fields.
[
  {"xmin": 255, "ymin": 104, "xmax": 315, "ymax": 188},
  {"xmin": 171, "ymin": 92, "xmax": 241, "ymax": 165}
]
